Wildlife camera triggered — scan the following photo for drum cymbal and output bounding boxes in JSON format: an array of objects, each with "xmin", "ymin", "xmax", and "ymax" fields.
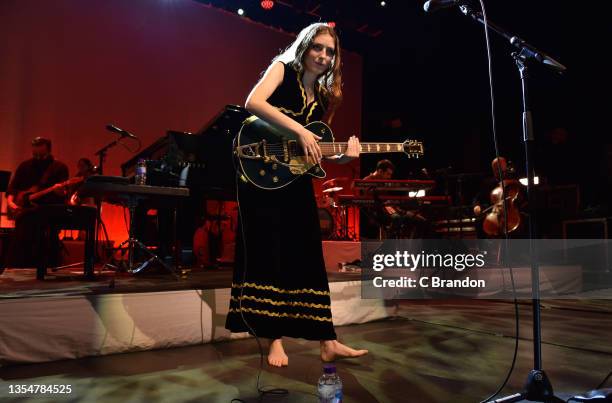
[
  {"xmin": 322, "ymin": 177, "xmax": 349, "ymax": 188},
  {"xmin": 322, "ymin": 186, "xmax": 343, "ymax": 193}
]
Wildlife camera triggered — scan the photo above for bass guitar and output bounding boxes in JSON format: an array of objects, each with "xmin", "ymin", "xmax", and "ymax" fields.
[
  {"xmin": 8, "ymin": 176, "xmax": 84, "ymax": 219},
  {"xmin": 235, "ymin": 116, "xmax": 424, "ymax": 190}
]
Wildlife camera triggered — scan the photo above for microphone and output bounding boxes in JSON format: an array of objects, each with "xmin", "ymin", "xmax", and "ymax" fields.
[
  {"xmin": 423, "ymin": 0, "xmax": 461, "ymax": 13},
  {"xmin": 106, "ymin": 124, "xmax": 137, "ymax": 139}
]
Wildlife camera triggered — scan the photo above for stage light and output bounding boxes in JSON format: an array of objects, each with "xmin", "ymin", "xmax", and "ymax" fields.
[
  {"xmin": 260, "ymin": 0, "xmax": 274, "ymax": 10},
  {"xmin": 519, "ymin": 176, "xmax": 540, "ymax": 186},
  {"xmin": 237, "ymin": 8, "xmax": 245, "ymax": 16},
  {"xmin": 327, "ymin": 21, "xmax": 336, "ymax": 28},
  {"xmin": 380, "ymin": 1, "xmax": 387, "ymax": 6}
]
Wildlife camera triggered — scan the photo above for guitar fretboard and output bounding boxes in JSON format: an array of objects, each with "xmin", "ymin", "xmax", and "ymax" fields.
[{"xmin": 319, "ymin": 142, "xmax": 405, "ymax": 155}]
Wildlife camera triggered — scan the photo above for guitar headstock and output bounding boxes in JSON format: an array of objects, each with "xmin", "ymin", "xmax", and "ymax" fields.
[{"xmin": 402, "ymin": 140, "xmax": 424, "ymax": 158}]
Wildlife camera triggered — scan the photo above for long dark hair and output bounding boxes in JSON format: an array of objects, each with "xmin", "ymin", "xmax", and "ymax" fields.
[{"xmin": 274, "ymin": 23, "xmax": 343, "ymax": 110}]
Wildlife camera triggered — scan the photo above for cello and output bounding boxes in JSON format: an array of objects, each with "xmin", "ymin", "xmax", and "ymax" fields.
[{"xmin": 480, "ymin": 157, "xmax": 523, "ymax": 237}]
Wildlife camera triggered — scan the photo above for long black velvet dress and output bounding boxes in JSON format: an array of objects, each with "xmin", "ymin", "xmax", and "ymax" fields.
[{"xmin": 225, "ymin": 62, "xmax": 337, "ymax": 340}]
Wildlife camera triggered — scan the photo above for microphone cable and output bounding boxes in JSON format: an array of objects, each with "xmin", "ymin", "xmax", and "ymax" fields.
[
  {"xmin": 473, "ymin": 1, "xmax": 521, "ymax": 402},
  {"xmin": 230, "ymin": 134, "xmax": 289, "ymax": 403}
]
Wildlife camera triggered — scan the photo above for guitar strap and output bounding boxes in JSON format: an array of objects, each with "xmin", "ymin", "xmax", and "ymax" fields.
[{"xmin": 37, "ymin": 159, "xmax": 59, "ymax": 189}]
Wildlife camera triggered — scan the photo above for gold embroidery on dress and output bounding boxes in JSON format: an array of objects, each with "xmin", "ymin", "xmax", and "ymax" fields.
[
  {"xmin": 231, "ymin": 295, "xmax": 330, "ymax": 309},
  {"xmin": 229, "ymin": 307, "xmax": 332, "ymax": 322},
  {"xmin": 276, "ymin": 68, "xmax": 308, "ymax": 116},
  {"xmin": 305, "ymin": 102, "xmax": 318, "ymax": 124},
  {"xmin": 232, "ymin": 282, "xmax": 330, "ymax": 296}
]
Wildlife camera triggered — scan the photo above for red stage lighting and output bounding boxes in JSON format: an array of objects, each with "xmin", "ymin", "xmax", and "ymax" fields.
[
  {"xmin": 327, "ymin": 21, "xmax": 336, "ymax": 28},
  {"xmin": 260, "ymin": 0, "xmax": 274, "ymax": 10}
]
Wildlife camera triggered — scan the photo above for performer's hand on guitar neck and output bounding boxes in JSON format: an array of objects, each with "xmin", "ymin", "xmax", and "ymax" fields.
[
  {"xmin": 328, "ymin": 135, "xmax": 360, "ymax": 164},
  {"xmin": 344, "ymin": 135, "xmax": 360, "ymax": 158},
  {"xmin": 297, "ymin": 127, "xmax": 322, "ymax": 164}
]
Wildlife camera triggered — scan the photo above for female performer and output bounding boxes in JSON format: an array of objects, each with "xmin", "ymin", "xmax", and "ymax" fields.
[{"xmin": 226, "ymin": 23, "xmax": 368, "ymax": 367}]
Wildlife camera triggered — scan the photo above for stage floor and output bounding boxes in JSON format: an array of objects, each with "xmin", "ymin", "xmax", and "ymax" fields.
[
  {"xmin": 0, "ymin": 266, "xmax": 361, "ymax": 298},
  {"xmin": 1, "ymin": 299, "xmax": 611, "ymax": 403},
  {"xmin": 0, "ymin": 240, "xmax": 361, "ymax": 298}
]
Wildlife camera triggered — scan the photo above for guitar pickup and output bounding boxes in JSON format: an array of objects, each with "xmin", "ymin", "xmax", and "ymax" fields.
[
  {"xmin": 283, "ymin": 140, "xmax": 292, "ymax": 162},
  {"xmin": 286, "ymin": 140, "xmax": 300, "ymax": 162}
]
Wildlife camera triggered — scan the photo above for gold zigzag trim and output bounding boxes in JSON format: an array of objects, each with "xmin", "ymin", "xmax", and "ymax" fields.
[
  {"xmin": 231, "ymin": 295, "xmax": 330, "ymax": 309},
  {"xmin": 229, "ymin": 307, "xmax": 332, "ymax": 322},
  {"xmin": 305, "ymin": 101, "xmax": 318, "ymax": 124},
  {"xmin": 232, "ymin": 282, "xmax": 330, "ymax": 296},
  {"xmin": 276, "ymin": 68, "xmax": 308, "ymax": 116}
]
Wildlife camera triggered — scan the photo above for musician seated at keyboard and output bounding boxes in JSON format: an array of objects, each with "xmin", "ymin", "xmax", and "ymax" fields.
[
  {"xmin": 5, "ymin": 137, "xmax": 69, "ymax": 268},
  {"xmin": 362, "ymin": 159, "xmax": 394, "ymax": 180},
  {"xmin": 360, "ymin": 159, "xmax": 430, "ymax": 239},
  {"xmin": 360, "ymin": 159, "xmax": 395, "ymax": 239}
]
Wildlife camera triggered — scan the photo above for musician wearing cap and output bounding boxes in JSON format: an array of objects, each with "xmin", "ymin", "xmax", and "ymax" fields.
[{"xmin": 5, "ymin": 137, "xmax": 69, "ymax": 267}]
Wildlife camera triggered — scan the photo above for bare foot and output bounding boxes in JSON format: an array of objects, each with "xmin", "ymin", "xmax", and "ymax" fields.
[
  {"xmin": 267, "ymin": 339, "xmax": 289, "ymax": 367},
  {"xmin": 320, "ymin": 340, "xmax": 368, "ymax": 362}
]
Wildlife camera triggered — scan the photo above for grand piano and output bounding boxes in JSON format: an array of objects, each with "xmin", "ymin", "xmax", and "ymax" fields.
[
  {"xmin": 120, "ymin": 105, "xmax": 249, "ymax": 258},
  {"xmin": 121, "ymin": 104, "xmax": 249, "ymax": 197}
]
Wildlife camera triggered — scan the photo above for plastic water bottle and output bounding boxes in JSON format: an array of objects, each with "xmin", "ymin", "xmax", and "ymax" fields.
[
  {"xmin": 317, "ymin": 364, "xmax": 343, "ymax": 403},
  {"xmin": 135, "ymin": 159, "xmax": 147, "ymax": 185}
]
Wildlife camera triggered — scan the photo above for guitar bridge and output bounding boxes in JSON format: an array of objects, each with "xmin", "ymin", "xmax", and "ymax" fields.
[{"xmin": 236, "ymin": 140, "xmax": 271, "ymax": 161}]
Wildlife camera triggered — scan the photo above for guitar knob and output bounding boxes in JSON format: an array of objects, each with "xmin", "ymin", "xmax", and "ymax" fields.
[
  {"xmin": 272, "ymin": 164, "xmax": 278, "ymax": 170},
  {"xmin": 259, "ymin": 169, "xmax": 266, "ymax": 176},
  {"xmin": 272, "ymin": 176, "xmax": 279, "ymax": 183}
]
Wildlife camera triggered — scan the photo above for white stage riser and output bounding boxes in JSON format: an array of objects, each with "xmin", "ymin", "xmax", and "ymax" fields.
[{"xmin": 0, "ymin": 281, "xmax": 394, "ymax": 365}]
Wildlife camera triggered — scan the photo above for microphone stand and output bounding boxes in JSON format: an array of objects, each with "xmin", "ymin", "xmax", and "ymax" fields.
[
  {"xmin": 456, "ymin": 5, "xmax": 566, "ymax": 403},
  {"xmin": 90, "ymin": 136, "xmax": 122, "ymax": 276},
  {"xmin": 94, "ymin": 138, "xmax": 121, "ymax": 176}
]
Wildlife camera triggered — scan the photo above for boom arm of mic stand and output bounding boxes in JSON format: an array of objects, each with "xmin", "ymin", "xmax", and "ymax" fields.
[
  {"xmin": 457, "ymin": 5, "xmax": 566, "ymax": 73},
  {"xmin": 94, "ymin": 138, "xmax": 121, "ymax": 175}
]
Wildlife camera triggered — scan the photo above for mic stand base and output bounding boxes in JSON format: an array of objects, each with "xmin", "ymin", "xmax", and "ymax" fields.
[{"xmin": 488, "ymin": 370, "xmax": 564, "ymax": 403}]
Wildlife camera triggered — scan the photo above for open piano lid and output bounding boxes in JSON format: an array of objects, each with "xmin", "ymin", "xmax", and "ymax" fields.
[{"xmin": 121, "ymin": 105, "xmax": 249, "ymax": 200}]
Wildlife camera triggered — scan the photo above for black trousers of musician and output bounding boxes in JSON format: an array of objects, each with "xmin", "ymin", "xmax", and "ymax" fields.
[
  {"xmin": 7, "ymin": 205, "xmax": 96, "ymax": 279},
  {"xmin": 7, "ymin": 206, "xmax": 60, "ymax": 269}
]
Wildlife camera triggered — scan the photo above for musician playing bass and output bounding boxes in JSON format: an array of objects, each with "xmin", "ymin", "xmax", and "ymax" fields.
[{"xmin": 5, "ymin": 137, "xmax": 69, "ymax": 267}]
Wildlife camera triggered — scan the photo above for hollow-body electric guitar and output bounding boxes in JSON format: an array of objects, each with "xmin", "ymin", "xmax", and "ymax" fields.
[{"xmin": 235, "ymin": 116, "xmax": 424, "ymax": 190}]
